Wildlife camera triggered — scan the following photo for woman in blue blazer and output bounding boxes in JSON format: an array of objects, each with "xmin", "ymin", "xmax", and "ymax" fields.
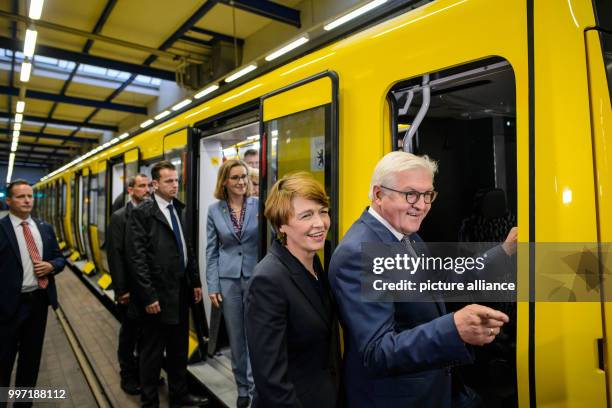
[{"xmin": 206, "ymin": 159, "xmax": 258, "ymax": 408}]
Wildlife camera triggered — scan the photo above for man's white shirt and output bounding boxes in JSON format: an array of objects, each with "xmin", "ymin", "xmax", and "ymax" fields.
[
  {"xmin": 154, "ymin": 194, "xmax": 188, "ymax": 267},
  {"xmin": 9, "ymin": 213, "xmax": 43, "ymax": 292}
]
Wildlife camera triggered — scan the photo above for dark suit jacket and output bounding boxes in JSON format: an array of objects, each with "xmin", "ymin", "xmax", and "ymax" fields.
[
  {"xmin": 108, "ymin": 201, "xmax": 134, "ymax": 298},
  {"xmin": 127, "ymin": 196, "xmax": 201, "ymax": 324},
  {"xmin": 328, "ymin": 209, "xmax": 474, "ymax": 408},
  {"xmin": 246, "ymin": 240, "xmax": 340, "ymax": 408},
  {"xmin": 0, "ymin": 215, "xmax": 65, "ymax": 322}
]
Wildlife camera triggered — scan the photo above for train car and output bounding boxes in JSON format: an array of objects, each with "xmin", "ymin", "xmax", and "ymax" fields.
[{"xmin": 34, "ymin": 0, "xmax": 612, "ymax": 405}]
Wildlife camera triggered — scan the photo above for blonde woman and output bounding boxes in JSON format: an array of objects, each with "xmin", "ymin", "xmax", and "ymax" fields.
[{"xmin": 206, "ymin": 159, "xmax": 257, "ymax": 408}]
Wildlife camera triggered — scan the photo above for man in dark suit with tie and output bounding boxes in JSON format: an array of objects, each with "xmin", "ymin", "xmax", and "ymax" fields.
[
  {"xmin": 108, "ymin": 173, "xmax": 151, "ymax": 395},
  {"xmin": 127, "ymin": 161, "xmax": 208, "ymax": 408},
  {"xmin": 0, "ymin": 179, "xmax": 65, "ymax": 403},
  {"xmin": 329, "ymin": 152, "xmax": 516, "ymax": 407}
]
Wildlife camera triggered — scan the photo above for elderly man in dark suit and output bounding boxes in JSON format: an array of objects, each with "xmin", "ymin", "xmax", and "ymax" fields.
[
  {"xmin": 0, "ymin": 179, "xmax": 65, "ymax": 404},
  {"xmin": 127, "ymin": 161, "xmax": 208, "ymax": 408},
  {"xmin": 108, "ymin": 173, "xmax": 150, "ymax": 395},
  {"xmin": 329, "ymin": 152, "xmax": 516, "ymax": 407}
]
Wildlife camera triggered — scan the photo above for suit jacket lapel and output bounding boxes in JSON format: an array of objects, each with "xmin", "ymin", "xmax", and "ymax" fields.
[
  {"xmin": 270, "ymin": 241, "xmax": 330, "ymax": 327},
  {"xmin": 242, "ymin": 198, "xmax": 256, "ymax": 236},
  {"xmin": 362, "ymin": 209, "xmax": 446, "ymax": 316},
  {"xmin": 220, "ymin": 201, "xmax": 240, "ymax": 242},
  {"xmin": 410, "ymin": 235, "xmax": 446, "ymax": 315},
  {"xmin": 152, "ymin": 200, "xmax": 173, "ymax": 232},
  {"xmin": 1, "ymin": 215, "xmax": 22, "ymax": 264},
  {"xmin": 34, "ymin": 218, "xmax": 49, "ymax": 260}
]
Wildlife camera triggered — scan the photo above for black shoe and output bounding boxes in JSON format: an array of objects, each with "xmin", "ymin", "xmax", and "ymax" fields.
[
  {"xmin": 237, "ymin": 395, "xmax": 250, "ymax": 408},
  {"xmin": 120, "ymin": 380, "xmax": 141, "ymax": 395},
  {"xmin": 170, "ymin": 393, "xmax": 209, "ymax": 407}
]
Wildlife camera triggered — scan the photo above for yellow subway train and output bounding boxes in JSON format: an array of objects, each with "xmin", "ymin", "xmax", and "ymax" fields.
[{"xmin": 33, "ymin": 0, "xmax": 612, "ymax": 406}]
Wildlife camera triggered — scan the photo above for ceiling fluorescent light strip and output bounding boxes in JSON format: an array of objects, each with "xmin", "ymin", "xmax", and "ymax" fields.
[
  {"xmin": 171, "ymin": 99, "xmax": 192, "ymax": 111},
  {"xmin": 20, "ymin": 61, "xmax": 32, "ymax": 82},
  {"xmin": 265, "ymin": 36, "xmax": 309, "ymax": 61},
  {"xmin": 16, "ymin": 101, "xmax": 25, "ymax": 113},
  {"xmin": 194, "ymin": 84, "xmax": 219, "ymax": 99},
  {"xmin": 225, "ymin": 65, "xmax": 257, "ymax": 83},
  {"xmin": 23, "ymin": 29, "xmax": 38, "ymax": 58},
  {"xmin": 140, "ymin": 119, "xmax": 154, "ymax": 128},
  {"xmin": 324, "ymin": 0, "xmax": 387, "ymax": 31},
  {"xmin": 15, "ymin": 113, "xmax": 23, "ymax": 123},
  {"xmin": 154, "ymin": 110, "xmax": 171, "ymax": 120},
  {"xmin": 29, "ymin": 0, "xmax": 44, "ymax": 20}
]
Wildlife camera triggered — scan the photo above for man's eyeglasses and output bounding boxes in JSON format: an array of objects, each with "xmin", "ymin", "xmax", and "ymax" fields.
[
  {"xmin": 380, "ymin": 186, "xmax": 438, "ymax": 204},
  {"xmin": 229, "ymin": 174, "xmax": 248, "ymax": 182}
]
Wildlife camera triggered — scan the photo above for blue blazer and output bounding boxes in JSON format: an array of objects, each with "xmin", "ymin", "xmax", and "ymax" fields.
[
  {"xmin": 0, "ymin": 215, "xmax": 65, "ymax": 322},
  {"xmin": 206, "ymin": 197, "xmax": 258, "ymax": 294},
  {"xmin": 328, "ymin": 209, "xmax": 473, "ymax": 407}
]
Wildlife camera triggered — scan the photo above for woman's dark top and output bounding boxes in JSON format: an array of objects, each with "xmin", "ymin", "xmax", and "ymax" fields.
[{"xmin": 245, "ymin": 240, "xmax": 340, "ymax": 408}]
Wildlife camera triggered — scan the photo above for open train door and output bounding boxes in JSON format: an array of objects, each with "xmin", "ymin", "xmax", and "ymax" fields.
[
  {"xmin": 259, "ymin": 71, "xmax": 340, "ymax": 263},
  {"xmin": 162, "ymin": 127, "xmax": 208, "ymax": 362}
]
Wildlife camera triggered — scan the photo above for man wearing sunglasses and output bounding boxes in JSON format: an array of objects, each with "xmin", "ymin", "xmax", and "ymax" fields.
[{"xmin": 329, "ymin": 151, "xmax": 517, "ymax": 408}]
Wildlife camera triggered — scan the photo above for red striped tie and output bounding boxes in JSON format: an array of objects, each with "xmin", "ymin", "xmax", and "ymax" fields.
[{"xmin": 21, "ymin": 221, "xmax": 48, "ymax": 289}]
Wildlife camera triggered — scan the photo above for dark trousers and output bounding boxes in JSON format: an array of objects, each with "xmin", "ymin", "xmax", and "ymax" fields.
[
  {"xmin": 0, "ymin": 290, "xmax": 49, "ymax": 408},
  {"xmin": 139, "ymin": 284, "xmax": 189, "ymax": 408},
  {"xmin": 117, "ymin": 303, "xmax": 141, "ymax": 385}
]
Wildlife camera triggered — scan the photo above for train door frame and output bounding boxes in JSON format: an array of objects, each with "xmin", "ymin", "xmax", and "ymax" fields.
[
  {"xmin": 162, "ymin": 126, "xmax": 208, "ymax": 362},
  {"xmin": 191, "ymin": 100, "xmax": 260, "ymax": 361},
  {"xmin": 585, "ymin": 19, "xmax": 612, "ymax": 397},
  {"xmin": 258, "ymin": 71, "xmax": 339, "ymax": 261},
  {"xmin": 71, "ymin": 172, "xmax": 85, "ymax": 257},
  {"xmin": 385, "ymin": 57, "xmax": 519, "ymax": 406},
  {"xmin": 80, "ymin": 167, "xmax": 96, "ymax": 265}
]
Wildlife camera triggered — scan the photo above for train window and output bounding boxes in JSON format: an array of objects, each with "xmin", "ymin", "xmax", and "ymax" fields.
[
  {"xmin": 59, "ymin": 180, "xmax": 67, "ymax": 243},
  {"xmin": 74, "ymin": 173, "xmax": 86, "ymax": 257},
  {"xmin": 89, "ymin": 175, "xmax": 98, "ymax": 224},
  {"xmin": 124, "ymin": 150, "xmax": 139, "ymax": 185},
  {"xmin": 164, "ymin": 129, "xmax": 189, "ymax": 203},
  {"xmin": 70, "ymin": 174, "xmax": 80, "ymax": 253},
  {"xmin": 110, "ymin": 160, "xmax": 125, "ymax": 214},
  {"xmin": 51, "ymin": 183, "xmax": 58, "ymax": 237},
  {"xmin": 260, "ymin": 73, "xmax": 339, "ymax": 260},
  {"xmin": 81, "ymin": 173, "xmax": 94, "ymax": 262},
  {"xmin": 387, "ymin": 57, "xmax": 517, "ymax": 406},
  {"xmin": 97, "ymin": 166, "xmax": 108, "ymax": 272},
  {"xmin": 139, "ymin": 163, "xmax": 152, "ymax": 178}
]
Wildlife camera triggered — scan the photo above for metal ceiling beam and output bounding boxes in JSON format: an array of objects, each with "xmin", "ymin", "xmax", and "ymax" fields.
[
  {"xmin": 218, "ymin": 0, "xmax": 300, "ymax": 27},
  {"xmin": 58, "ymin": 0, "xmax": 219, "ymax": 152},
  {"xmin": 0, "ymin": 85, "xmax": 147, "ymax": 114},
  {"xmin": 40, "ymin": 0, "xmax": 118, "ymax": 148},
  {"xmin": 0, "ymin": 10, "xmax": 205, "ymax": 63},
  {"xmin": 181, "ymin": 35, "xmax": 212, "ymax": 47},
  {"xmin": 0, "ymin": 153, "xmax": 64, "ymax": 162},
  {"xmin": 158, "ymin": 0, "xmax": 219, "ymax": 51},
  {"xmin": 0, "ymin": 36, "xmax": 177, "ymax": 81},
  {"xmin": 189, "ymin": 27, "xmax": 244, "ymax": 45},
  {"xmin": 0, "ymin": 129, "xmax": 97, "ymax": 143},
  {"xmin": 0, "ymin": 139, "xmax": 77, "ymax": 151},
  {"xmin": 0, "ymin": 111, "xmax": 117, "ymax": 131},
  {"xmin": 0, "ymin": 147, "xmax": 73, "ymax": 158},
  {"xmin": 0, "ymin": 160, "xmax": 50, "ymax": 168}
]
